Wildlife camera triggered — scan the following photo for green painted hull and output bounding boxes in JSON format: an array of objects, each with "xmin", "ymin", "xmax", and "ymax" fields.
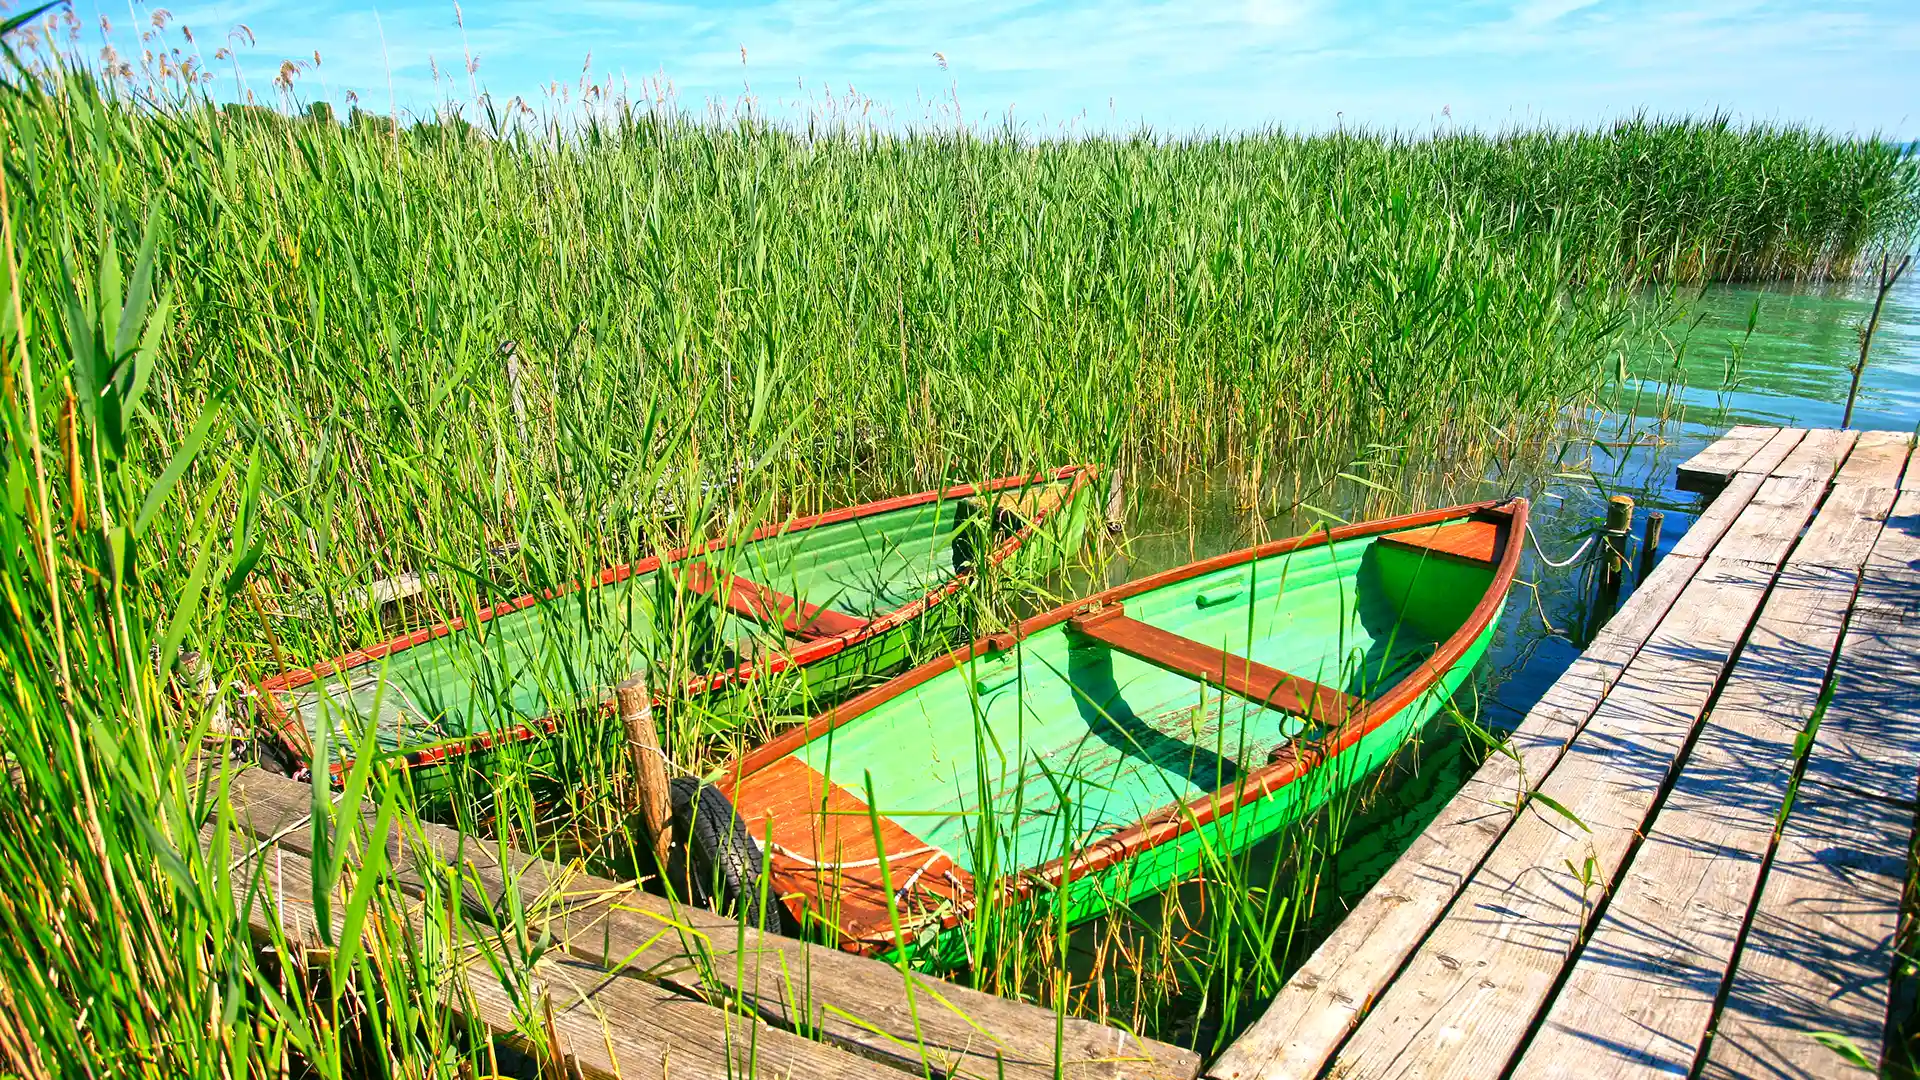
[
  {"xmin": 735, "ymin": 503, "xmax": 1518, "ymax": 958},
  {"xmin": 261, "ymin": 470, "xmax": 1094, "ymax": 808},
  {"xmin": 407, "ymin": 601, "xmax": 980, "ymax": 812},
  {"xmin": 1049, "ymin": 615, "xmax": 1496, "ymax": 927}
]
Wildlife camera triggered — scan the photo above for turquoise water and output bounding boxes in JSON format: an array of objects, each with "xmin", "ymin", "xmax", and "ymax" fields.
[
  {"xmin": 1499, "ymin": 271, "xmax": 1919, "ymax": 723},
  {"xmin": 1626, "ymin": 275, "xmax": 1920, "ymax": 433}
]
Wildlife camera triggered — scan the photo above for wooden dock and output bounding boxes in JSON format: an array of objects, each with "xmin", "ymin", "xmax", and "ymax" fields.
[
  {"xmin": 211, "ymin": 765, "xmax": 1202, "ymax": 1080},
  {"xmin": 1212, "ymin": 426, "xmax": 1920, "ymax": 1080}
]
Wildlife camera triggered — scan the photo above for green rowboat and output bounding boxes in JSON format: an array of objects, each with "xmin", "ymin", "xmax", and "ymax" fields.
[
  {"xmin": 258, "ymin": 466, "xmax": 1097, "ymax": 802},
  {"xmin": 720, "ymin": 498, "xmax": 1526, "ymax": 956}
]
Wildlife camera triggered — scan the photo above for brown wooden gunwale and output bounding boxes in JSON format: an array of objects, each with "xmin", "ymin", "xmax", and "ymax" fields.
[
  {"xmin": 257, "ymin": 465, "xmax": 1097, "ymax": 781},
  {"xmin": 725, "ymin": 497, "xmax": 1528, "ymax": 952}
]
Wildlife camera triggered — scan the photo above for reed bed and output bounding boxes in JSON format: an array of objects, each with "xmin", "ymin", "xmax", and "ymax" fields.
[{"xmin": 2, "ymin": 14, "xmax": 1918, "ymax": 1074}]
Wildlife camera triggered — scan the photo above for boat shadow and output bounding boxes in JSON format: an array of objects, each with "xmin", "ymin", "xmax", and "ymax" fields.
[{"xmin": 1063, "ymin": 646, "xmax": 1244, "ymax": 792}]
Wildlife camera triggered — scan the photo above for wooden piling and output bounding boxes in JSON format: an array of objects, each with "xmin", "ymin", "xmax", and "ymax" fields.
[
  {"xmin": 617, "ymin": 675, "xmax": 672, "ymax": 872},
  {"xmin": 1601, "ymin": 495, "xmax": 1635, "ymax": 590},
  {"xmin": 1639, "ymin": 510, "xmax": 1664, "ymax": 582}
]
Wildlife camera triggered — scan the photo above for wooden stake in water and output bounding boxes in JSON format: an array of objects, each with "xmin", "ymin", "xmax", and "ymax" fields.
[
  {"xmin": 1602, "ymin": 495, "xmax": 1635, "ymax": 591},
  {"xmin": 617, "ymin": 675, "xmax": 672, "ymax": 872},
  {"xmin": 1639, "ymin": 510, "xmax": 1664, "ymax": 583}
]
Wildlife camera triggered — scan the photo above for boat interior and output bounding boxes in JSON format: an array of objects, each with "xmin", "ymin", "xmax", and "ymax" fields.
[
  {"xmin": 267, "ymin": 475, "xmax": 1081, "ymax": 765},
  {"xmin": 727, "ymin": 509, "xmax": 1513, "ymax": 946}
]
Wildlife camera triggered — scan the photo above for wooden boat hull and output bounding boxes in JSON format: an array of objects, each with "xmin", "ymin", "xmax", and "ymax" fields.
[
  {"xmin": 1047, "ymin": 615, "xmax": 1494, "ymax": 929},
  {"xmin": 397, "ymin": 597, "xmax": 982, "ymax": 811},
  {"xmin": 257, "ymin": 466, "xmax": 1097, "ymax": 805},
  {"xmin": 721, "ymin": 498, "xmax": 1527, "ymax": 958}
]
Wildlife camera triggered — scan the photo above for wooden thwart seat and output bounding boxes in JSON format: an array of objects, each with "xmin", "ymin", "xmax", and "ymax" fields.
[
  {"xmin": 1379, "ymin": 517, "xmax": 1505, "ymax": 566},
  {"xmin": 684, "ymin": 563, "xmax": 868, "ymax": 640},
  {"xmin": 1068, "ymin": 605, "xmax": 1365, "ymax": 722},
  {"xmin": 993, "ymin": 482, "xmax": 1069, "ymax": 527}
]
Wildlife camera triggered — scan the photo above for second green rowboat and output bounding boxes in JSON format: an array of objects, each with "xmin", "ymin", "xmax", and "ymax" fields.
[{"xmin": 257, "ymin": 466, "xmax": 1097, "ymax": 802}]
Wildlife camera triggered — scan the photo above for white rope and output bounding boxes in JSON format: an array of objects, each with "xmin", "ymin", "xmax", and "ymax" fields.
[
  {"xmin": 638, "ymin": 742, "xmax": 702, "ymax": 781},
  {"xmin": 1526, "ymin": 521, "xmax": 1598, "ymax": 569},
  {"xmin": 766, "ymin": 839, "xmax": 947, "ymax": 874}
]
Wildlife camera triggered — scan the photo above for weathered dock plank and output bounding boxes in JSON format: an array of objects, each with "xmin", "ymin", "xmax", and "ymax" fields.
[
  {"xmin": 1214, "ymin": 425, "xmax": 1920, "ymax": 1080},
  {"xmin": 1202, "ymin": 475, "xmax": 1777, "ymax": 1080},
  {"xmin": 1676, "ymin": 425, "xmax": 1777, "ymax": 492},
  {"xmin": 218, "ymin": 767, "xmax": 1200, "ymax": 1080},
  {"xmin": 1833, "ymin": 430, "xmax": 1912, "ymax": 489},
  {"xmin": 1324, "ymin": 554, "xmax": 1789, "ymax": 1079},
  {"xmin": 210, "ymin": 821, "xmax": 902, "ymax": 1080},
  {"xmin": 1858, "ymin": 488, "xmax": 1920, "ymax": 624},
  {"xmin": 1713, "ymin": 476, "xmax": 1827, "ymax": 564},
  {"xmin": 1699, "ymin": 791, "xmax": 1912, "ymax": 1080},
  {"xmin": 1741, "ymin": 426, "xmax": 1812, "ymax": 479},
  {"xmin": 1667, "ymin": 472, "xmax": 1763, "ymax": 560},
  {"xmin": 1510, "ymin": 560, "xmax": 1861, "ymax": 1079},
  {"xmin": 1773, "ymin": 428, "xmax": 1858, "ymax": 481},
  {"xmin": 1798, "ymin": 490, "xmax": 1920, "ymax": 806},
  {"xmin": 1306, "ymin": 455, "xmax": 1827, "ymax": 1079},
  {"xmin": 1705, "ymin": 536, "xmax": 1920, "ymax": 1078},
  {"xmin": 1787, "ymin": 483, "xmax": 1898, "ymax": 570},
  {"xmin": 1513, "ymin": 449, "xmax": 1907, "ymax": 1077}
]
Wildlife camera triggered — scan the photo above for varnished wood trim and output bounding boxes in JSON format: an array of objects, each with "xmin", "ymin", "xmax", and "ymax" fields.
[
  {"xmin": 1067, "ymin": 605, "xmax": 1364, "ymax": 721},
  {"xmin": 1378, "ymin": 516, "xmax": 1506, "ymax": 567}
]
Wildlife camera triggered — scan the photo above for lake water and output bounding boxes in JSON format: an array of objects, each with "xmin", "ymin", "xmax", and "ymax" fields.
[
  {"xmin": 1090, "ymin": 270, "xmax": 1920, "ymax": 1043},
  {"xmin": 1501, "ymin": 271, "xmax": 1919, "ymax": 722}
]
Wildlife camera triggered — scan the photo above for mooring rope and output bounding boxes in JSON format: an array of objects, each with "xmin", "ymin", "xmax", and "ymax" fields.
[
  {"xmin": 637, "ymin": 742, "xmax": 702, "ymax": 781},
  {"xmin": 1525, "ymin": 520, "xmax": 1598, "ymax": 569},
  {"xmin": 896, "ymin": 850, "xmax": 950, "ymax": 896},
  {"xmin": 765, "ymin": 838, "xmax": 954, "ymax": 884}
]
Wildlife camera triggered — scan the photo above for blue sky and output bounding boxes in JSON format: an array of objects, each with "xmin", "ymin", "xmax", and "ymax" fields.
[{"xmin": 69, "ymin": 0, "xmax": 1919, "ymax": 135}]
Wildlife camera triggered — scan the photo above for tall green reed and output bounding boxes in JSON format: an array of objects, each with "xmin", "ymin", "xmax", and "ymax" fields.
[{"xmin": 0, "ymin": 121, "xmax": 505, "ymax": 1077}]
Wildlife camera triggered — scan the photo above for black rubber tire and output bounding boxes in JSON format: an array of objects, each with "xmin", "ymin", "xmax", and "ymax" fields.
[{"xmin": 666, "ymin": 776, "xmax": 786, "ymax": 935}]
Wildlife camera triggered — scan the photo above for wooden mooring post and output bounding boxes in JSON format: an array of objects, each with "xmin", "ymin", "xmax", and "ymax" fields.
[
  {"xmin": 617, "ymin": 674, "xmax": 672, "ymax": 872},
  {"xmin": 1639, "ymin": 509, "xmax": 1664, "ymax": 582},
  {"xmin": 1104, "ymin": 460, "xmax": 1126, "ymax": 534},
  {"xmin": 1601, "ymin": 495, "xmax": 1635, "ymax": 591}
]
